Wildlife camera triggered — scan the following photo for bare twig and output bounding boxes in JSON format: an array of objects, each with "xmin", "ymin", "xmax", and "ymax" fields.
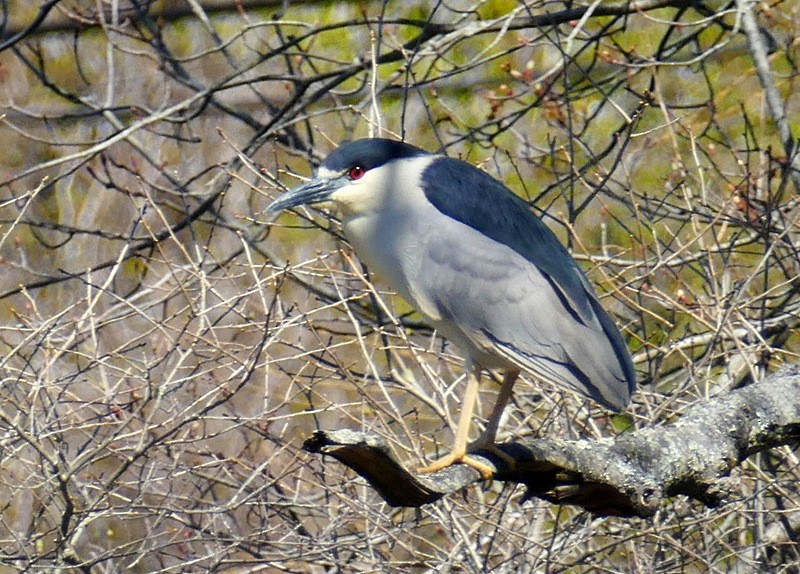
[{"xmin": 738, "ymin": 0, "xmax": 800, "ymax": 194}]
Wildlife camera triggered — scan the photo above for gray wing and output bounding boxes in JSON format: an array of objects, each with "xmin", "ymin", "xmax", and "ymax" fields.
[
  {"xmin": 412, "ymin": 216, "xmax": 634, "ymax": 411},
  {"xmin": 421, "ymin": 157, "xmax": 596, "ymax": 323}
]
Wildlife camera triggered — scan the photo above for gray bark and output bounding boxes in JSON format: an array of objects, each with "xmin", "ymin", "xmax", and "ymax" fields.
[{"xmin": 304, "ymin": 364, "xmax": 800, "ymax": 517}]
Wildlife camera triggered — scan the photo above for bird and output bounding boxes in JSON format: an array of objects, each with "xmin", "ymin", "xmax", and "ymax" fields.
[{"xmin": 267, "ymin": 138, "xmax": 636, "ymax": 478}]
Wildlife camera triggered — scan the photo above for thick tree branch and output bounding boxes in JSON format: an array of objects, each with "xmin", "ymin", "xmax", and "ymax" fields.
[{"xmin": 304, "ymin": 364, "xmax": 800, "ymax": 516}]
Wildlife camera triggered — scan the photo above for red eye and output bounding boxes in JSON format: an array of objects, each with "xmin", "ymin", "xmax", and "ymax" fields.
[{"xmin": 348, "ymin": 165, "xmax": 366, "ymax": 180}]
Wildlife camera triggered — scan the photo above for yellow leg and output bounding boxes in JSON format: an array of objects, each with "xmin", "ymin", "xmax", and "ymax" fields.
[
  {"xmin": 418, "ymin": 363, "xmax": 495, "ymax": 479},
  {"xmin": 474, "ymin": 369, "xmax": 519, "ymax": 449},
  {"xmin": 465, "ymin": 369, "xmax": 520, "ymax": 471}
]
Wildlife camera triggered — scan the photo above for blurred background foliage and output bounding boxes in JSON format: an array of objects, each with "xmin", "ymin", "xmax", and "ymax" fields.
[{"xmin": 0, "ymin": 0, "xmax": 799, "ymax": 572}]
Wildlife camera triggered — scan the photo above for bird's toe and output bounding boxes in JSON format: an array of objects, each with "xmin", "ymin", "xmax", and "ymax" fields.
[{"xmin": 418, "ymin": 452, "xmax": 495, "ymax": 480}]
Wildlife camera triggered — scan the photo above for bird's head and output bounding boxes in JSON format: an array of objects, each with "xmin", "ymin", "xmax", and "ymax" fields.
[{"xmin": 267, "ymin": 138, "xmax": 430, "ymax": 219}]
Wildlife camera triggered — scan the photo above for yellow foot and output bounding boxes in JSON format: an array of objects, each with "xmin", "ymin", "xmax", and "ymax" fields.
[{"xmin": 418, "ymin": 452, "xmax": 495, "ymax": 480}]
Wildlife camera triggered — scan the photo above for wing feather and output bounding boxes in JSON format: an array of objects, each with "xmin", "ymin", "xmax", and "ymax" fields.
[{"xmin": 413, "ymin": 199, "xmax": 634, "ymax": 410}]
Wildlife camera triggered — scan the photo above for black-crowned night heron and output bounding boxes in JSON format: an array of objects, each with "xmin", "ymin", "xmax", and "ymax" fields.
[{"xmin": 268, "ymin": 138, "xmax": 636, "ymax": 478}]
